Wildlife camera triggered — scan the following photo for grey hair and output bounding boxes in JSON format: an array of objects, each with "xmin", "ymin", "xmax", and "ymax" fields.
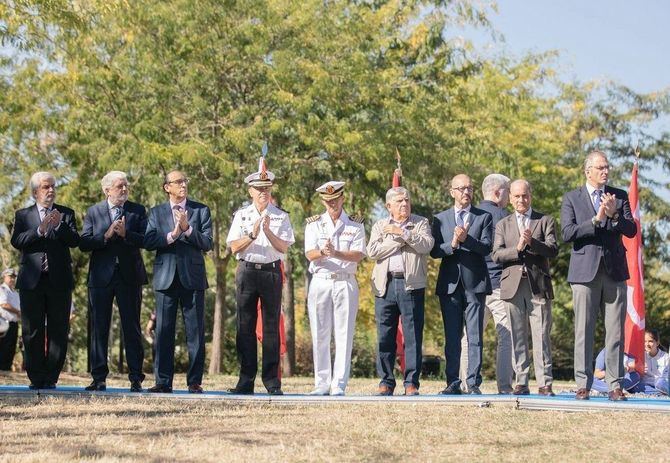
[
  {"xmin": 584, "ymin": 150, "xmax": 608, "ymax": 171},
  {"xmin": 481, "ymin": 174, "xmax": 510, "ymax": 199},
  {"xmin": 29, "ymin": 171, "xmax": 56, "ymax": 199},
  {"xmin": 510, "ymin": 179, "xmax": 532, "ymax": 193},
  {"xmin": 101, "ymin": 171, "xmax": 128, "ymax": 193},
  {"xmin": 385, "ymin": 186, "xmax": 410, "ymax": 204}
]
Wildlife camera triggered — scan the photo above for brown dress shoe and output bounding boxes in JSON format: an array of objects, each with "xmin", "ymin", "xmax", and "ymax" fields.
[
  {"xmin": 512, "ymin": 385, "xmax": 530, "ymax": 395},
  {"xmin": 608, "ymin": 388, "xmax": 627, "ymax": 401},
  {"xmin": 377, "ymin": 385, "xmax": 394, "ymax": 396},
  {"xmin": 538, "ymin": 386, "xmax": 555, "ymax": 397},
  {"xmin": 574, "ymin": 388, "xmax": 590, "ymax": 400},
  {"xmin": 188, "ymin": 384, "xmax": 204, "ymax": 394},
  {"xmin": 404, "ymin": 385, "xmax": 419, "ymax": 396}
]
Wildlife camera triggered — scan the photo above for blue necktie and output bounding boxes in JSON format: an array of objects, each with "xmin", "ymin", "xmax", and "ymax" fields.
[
  {"xmin": 111, "ymin": 206, "xmax": 122, "ymax": 221},
  {"xmin": 593, "ymin": 189, "xmax": 602, "ymax": 211},
  {"xmin": 456, "ymin": 210, "xmax": 465, "ymax": 228}
]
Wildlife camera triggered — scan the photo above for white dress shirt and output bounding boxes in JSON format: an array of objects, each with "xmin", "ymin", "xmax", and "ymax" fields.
[
  {"xmin": 227, "ymin": 203, "xmax": 295, "ymax": 263},
  {"xmin": 304, "ymin": 211, "xmax": 366, "ymax": 275}
]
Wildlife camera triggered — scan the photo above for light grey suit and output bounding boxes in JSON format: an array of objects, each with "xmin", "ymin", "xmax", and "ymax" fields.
[{"xmin": 492, "ymin": 210, "xmax": 558, "ymax": 388}]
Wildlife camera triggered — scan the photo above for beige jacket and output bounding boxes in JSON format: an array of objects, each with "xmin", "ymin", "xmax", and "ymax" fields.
[{"xmin": 366, "ymin": 214, "xmax": 434, "ymax": 297}]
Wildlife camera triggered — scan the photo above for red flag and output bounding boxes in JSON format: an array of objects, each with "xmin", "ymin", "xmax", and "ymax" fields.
[
  {"xmin": 391, "ymin": 150, "xmax": 406, "ymax": 371},
  {"xmin": 623, "ymin": 161, "xmax": 645, "ymax": 375}
]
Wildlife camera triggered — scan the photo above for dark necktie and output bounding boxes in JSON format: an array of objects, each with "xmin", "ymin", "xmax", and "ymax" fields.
[
  {"xmin": 456, "ymin": 210, "xmax": 465, "ymax": 228},
  {"xmin": 111, "ymin": 206, "xmax": 122, "ymax": 221},
  {"xmin": 40, "ymin": 207, "xmax": 50, "ymax": 272}
]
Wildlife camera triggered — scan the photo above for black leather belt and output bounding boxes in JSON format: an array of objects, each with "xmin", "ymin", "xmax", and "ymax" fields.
[
  {"xmin": 388, "ymin": 272, "xmax": 405, "ymax": 279},
  {"xmin": 240, "ymin": 260, "xmax": 280, "ymax": 270}
]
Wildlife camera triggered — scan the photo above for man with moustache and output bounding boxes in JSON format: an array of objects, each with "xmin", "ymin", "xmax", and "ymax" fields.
[
  {"xmin": 227, "ymin": 160, "xmax": 294, "ymax": 395},
  {"xmin": 80, "ymin": 171, "xmax": 147, "ymax": 392},
  {"xmin": 431, "ymin": 174, "xmax": 492, "ymax": 395},
  {"xmin": 144, "ymin": 170, "xmax": 213, "ymax": 393},
  {"xmin": 10, "ymin": 171, "xmax": 79, "ymax": 389},
  {"xmin": 492, "ymin": 179, "xmax": 558, "ymax": 396},
  {"xmin": 304, "ymin": 181, "xmax": 366, "ymax": 396},
  {"xmin": 561, "ymin": 150, "xmax": 636, "ymax": 401},
  {"xmin": 368, "ymin": 186, "xmax": 433, "ymax": 396}
]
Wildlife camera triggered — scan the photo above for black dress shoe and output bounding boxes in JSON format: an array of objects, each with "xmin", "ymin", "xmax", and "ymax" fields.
[
  {"xmin": 227, "ymin": 386, "xmax": 254, "ymax": 395},
  {"xmin": 439, "ymin": 382, "xmax": 463, "ymax": 395},
  {"xmin": 42, "ymin": 383, "xmax": 56, "ymax": 390},
  {"xmin": 85, "ymin": 380, "xmax": 107, "ymax": 392},
  {"xmin": 188, "ymin": 384, "xmax": 203, "ymax": 394},
  {"xmin": 28, "ymin": 383, "xmax": 42, "ymax": 390},
  {"xmin": 268, "ymin": 387, "xmax": 283, "ymax": 396},
  {"xmin": 129, "ymin": 381, "xmax": 143, "ymax": 393},
  {"xmin": 148, "ymin": 384, "xmax": 173, "ymax": 393}
]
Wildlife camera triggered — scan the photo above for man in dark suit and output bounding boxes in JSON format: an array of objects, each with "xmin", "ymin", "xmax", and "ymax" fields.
[
  {"xmin": 492, "ymin": 179, "xmax": 558, "ymax": 396},
  {"xmin": 460, "ymin": 173, "xmax": 514, "ymax": 394},
  {"xmin": 10, "ymin": 171, "xmax": 79, "ymax": 389},
  {"xmin": 80, "ymin": 171, "xmax": 147, "ymax": 392},
  {"xmin": 561, "ymin": 150, "xmax": 636, "ymax": 401},
  {"xmin": 431, "ymin": 174, "xmax": 493, "ymax": 395},
  {"xmin": 144, "ymin": 170, "xmax": 212, "ymax": 393}
]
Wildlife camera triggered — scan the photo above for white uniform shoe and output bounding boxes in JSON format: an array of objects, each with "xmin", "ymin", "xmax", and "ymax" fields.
[
  {"xmin": 330, "ymin": 388, "xmax": 345, "ymax": 396},
  {"xmin": 309, "ymin": 388, "xmax": 330, "ymax": 396}
]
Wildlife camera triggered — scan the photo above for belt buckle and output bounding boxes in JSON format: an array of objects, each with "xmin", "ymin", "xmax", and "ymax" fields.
[{"xmin": 254, "ymin": 263, "xmax": 262, "ymax": 270}]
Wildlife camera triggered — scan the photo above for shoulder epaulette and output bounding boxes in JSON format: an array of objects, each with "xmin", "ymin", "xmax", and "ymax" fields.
[
  {"xmin": 306, "ymin": 215, "xmax": 320, "ymax": 224},
  {"xmin": 349, "ymin": 215, "xmax": 365, "ymax": 224}
]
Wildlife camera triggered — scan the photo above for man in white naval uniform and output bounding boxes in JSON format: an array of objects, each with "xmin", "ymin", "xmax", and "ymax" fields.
[
  {"xmin": 304, "ymin": 181, "xmax": 366, "ymax": 395},
  {"xmin": 226, "ymin": 158, "xmax": 295, "ymax": 395}
]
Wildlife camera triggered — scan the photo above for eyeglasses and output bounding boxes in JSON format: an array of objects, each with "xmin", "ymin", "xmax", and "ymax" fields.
[
  {"xmin": 451, "ymin": 186, "xmax": 474, "ymax": 193},
  {"xmin": 252, "ymin": 186, "xmax": 271, "ymax": 192},
  {"xmin": 589, "ymin": 165, "xmax": 610, "ymax": 172},
  {"xmin": 167, "ymin": 178, "xmax": 189, "ymax": 186}
]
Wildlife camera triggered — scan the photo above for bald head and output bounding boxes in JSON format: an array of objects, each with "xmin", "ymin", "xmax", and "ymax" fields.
[
  {"xmin": 450, "ymin": 174, "xmax": 474, "ymax": 208},
  {"xmin": 509, "ymin": 179, "xmax": 532, "ymax": 214}
]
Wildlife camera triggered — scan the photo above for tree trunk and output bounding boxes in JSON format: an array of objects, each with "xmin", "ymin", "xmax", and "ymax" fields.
[
  {"xmin": 282, "ymin": 252, "xmax": 295, "ymax": 376},
  {"xmin": 208, "ymin": 217, "xmax": 230, "ymax": 375}
]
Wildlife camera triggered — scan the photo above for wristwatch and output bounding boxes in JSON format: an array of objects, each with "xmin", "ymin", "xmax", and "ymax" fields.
[
  {"xmin": 591, "ymin": 216, "xmax": 600, "ymax": 227},
  {"xmin": 247, "ymin": 231, "xmax": 256, "ymax": 240}
]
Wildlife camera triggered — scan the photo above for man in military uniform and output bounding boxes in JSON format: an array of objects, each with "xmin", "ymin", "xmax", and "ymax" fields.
[
  {"xmin": 226, "ymin": 159, "xmax": 295, "ymax": 395},
  {"xmin": 304, "ymin": 181, "xmax": 366, "ymax": 396}
]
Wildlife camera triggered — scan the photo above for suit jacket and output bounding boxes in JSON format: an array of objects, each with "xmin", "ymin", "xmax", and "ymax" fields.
[
  {"xmin": 491, "ymin": 210, "xmax": 558, "ymax": 300},
  {"xmin": 560, "ymin": 185, "xmax": 636, "ymax": 283},
  {"xmin": 477, "ymin": 200, "xmax": 510, "ymax": 289},
  {"xmin": 10, "ymin": 203, "xmax": 80, "ymax": 290},
  {"xmin": 79, "ymin": 200, "xmax": 148, "ymax": 288},
  {"xmin": 143, "ymin": 199, "xmax": 213, "ymax": 291},
  {"xmin": 430, "ymin": 206, "xmax": 492, "ymax": 296},
  {"xmin": 367, "ymin": 214, "xmax": 434, "ymax": 297}
]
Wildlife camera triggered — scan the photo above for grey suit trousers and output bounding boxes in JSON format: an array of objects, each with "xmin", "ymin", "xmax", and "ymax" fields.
[
  {"xmin": 571, "ymin": 262, "xmax": 626, "ymax": 391},
  {"xmin": 504, "ymin": 279, "xmax": 553, "ymax": 387}
]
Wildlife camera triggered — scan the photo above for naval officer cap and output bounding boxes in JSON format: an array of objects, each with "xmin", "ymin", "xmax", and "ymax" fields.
[
  {"xmin": 316, "ymin": 181, "xmax": 345, "ymax": 200},
  {"xmin": 1, "ymin": 268, "xmax": 16, "ymax": 277},
  {"xmin": 244, "ymin": 156, "xmax": 275, "ymax": 188}
]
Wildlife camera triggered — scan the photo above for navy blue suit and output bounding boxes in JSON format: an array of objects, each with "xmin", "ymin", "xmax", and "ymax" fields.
[
  {"xmin": 560, "ymin": 185, "xmax": 636, "ymax": 283},
  {"xmin": 10, "ymin": 203, "xmax": 79, "ymax": 386},
  {"xmin": 144, "ymin": 199, "xmax": 212, "ymax": 388},
  {"xmin": 431, "ymin": 206, "xmax": 492, "ymax": 389},
  {"xmin": 80, "ymin": 200, "xmax": 148, "ymax": 383}
]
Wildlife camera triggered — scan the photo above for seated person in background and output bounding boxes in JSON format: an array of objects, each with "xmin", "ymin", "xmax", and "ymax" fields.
[
  {"xmin": 643, "ymin": 329, "xmax": 669, "ymax": 395},
  {"xmin": 592, "ymin": 348, "xmax": 642, "ymax": 394}
]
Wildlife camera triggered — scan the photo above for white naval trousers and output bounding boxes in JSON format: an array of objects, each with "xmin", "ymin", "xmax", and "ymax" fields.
[{"xmin": 307, "ymin": 273, "xmax": 359, "ymax": 394}]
